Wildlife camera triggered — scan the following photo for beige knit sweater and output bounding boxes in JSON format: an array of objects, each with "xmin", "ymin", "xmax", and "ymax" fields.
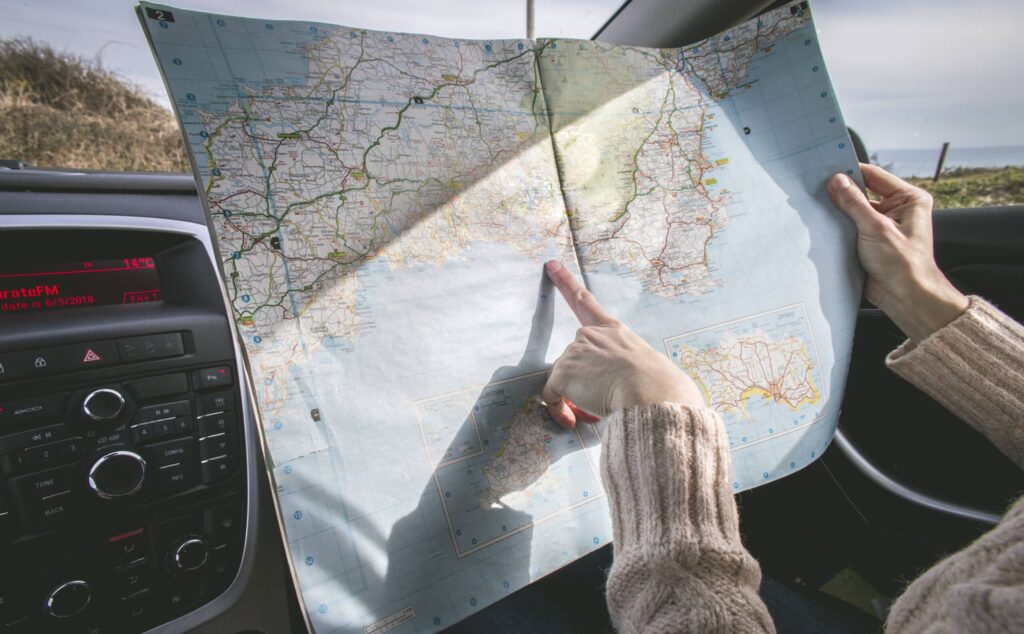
[{"xmin": 601, "ymin": 297, "xmax": 1024, "ymax": 633}]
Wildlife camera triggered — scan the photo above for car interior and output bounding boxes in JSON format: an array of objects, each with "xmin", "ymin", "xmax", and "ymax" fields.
[{"xmin": 0, "ymin": 0, "xmax": 1021, "ymax": 632}]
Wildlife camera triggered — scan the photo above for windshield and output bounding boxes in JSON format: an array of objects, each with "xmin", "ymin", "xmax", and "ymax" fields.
[{"xmin": 2, "ymin": 0, "xmax": 1022, "ymax": 209}]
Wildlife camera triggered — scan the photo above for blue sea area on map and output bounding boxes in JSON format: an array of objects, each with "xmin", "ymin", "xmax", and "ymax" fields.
[{"xmin": 585, "ymin": 17, "xmax": 861, "ymax": 491}]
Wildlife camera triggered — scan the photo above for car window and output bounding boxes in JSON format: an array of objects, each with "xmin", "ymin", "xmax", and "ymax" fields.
[
  {"xmin": 813, "ymin": 0, "xmax": 1024, "ymax": 208},
  {"xmin": 0, "ymin": 0, "xmax": 621, "ymax": 172},
  {"xmin": 3, "ymin": 0, "xmax": 1021, "ymax": 211}
]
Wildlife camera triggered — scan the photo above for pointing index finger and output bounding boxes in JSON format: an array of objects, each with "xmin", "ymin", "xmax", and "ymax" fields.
[{"xmin": 544, "ymin": 260, "xmax": 614, "ymax": 326}]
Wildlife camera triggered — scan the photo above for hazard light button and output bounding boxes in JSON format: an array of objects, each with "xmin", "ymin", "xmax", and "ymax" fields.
[{"xmin": 59, "ymin": 340, "xmax": 119, "ymax": 370}]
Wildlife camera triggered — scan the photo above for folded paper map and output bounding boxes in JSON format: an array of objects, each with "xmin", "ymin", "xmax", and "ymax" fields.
[{"xmin": 140, "ymin": 1, "xmax": 862, "ymax": 630}]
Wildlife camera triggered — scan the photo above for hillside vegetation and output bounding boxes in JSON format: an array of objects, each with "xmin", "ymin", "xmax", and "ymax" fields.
[
  {"xmin": 910, "ymin": 167, "xmax": 1024, "ymax": 209},
  {"xmin": 0, "ymin": 38, "xmax": 188, "ymax": 172},
  {"xmin": 1, "ymin": 36, "xmax": 1020, "ymax": 209}
]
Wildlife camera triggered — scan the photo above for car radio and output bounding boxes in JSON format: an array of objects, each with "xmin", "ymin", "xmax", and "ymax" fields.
[{"xmin": 0, "ymin": 226, "xmax": 258, "ymax": 633}]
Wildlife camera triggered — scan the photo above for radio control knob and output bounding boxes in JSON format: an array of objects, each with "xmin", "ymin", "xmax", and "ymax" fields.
[
  {"xmin": 45, "ymin": 580, "xmax": 91, "ymax": 619},
  {"xmin": 88, "ymin": 451, "xmax": 146, "ymax": 500},
  {"xmin": 173, "ymin": 537, "xmax": 209, "ymax": 572},
  {"xmin": 82, "ymin": 388, "xmax": 126, "ymax": 422}
]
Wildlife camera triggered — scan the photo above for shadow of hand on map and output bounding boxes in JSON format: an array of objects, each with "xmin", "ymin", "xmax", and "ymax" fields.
[{"xmin": 365, "ymin": 268, "xmax": 594, "ymax": 629}]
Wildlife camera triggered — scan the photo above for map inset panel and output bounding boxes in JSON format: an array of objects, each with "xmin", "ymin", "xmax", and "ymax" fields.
[
  {"xmin": 416, "ymin": 371, "xmax": 604, "ymax": 558},
  {"xmin": 664, "ymin": 304, "xmax": 826, "ymax": 449}
]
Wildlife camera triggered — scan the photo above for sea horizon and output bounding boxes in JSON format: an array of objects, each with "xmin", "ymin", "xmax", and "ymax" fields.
[{"xmin": 870, "ymin": 143, "xmax": 1024, "ymax": 178}]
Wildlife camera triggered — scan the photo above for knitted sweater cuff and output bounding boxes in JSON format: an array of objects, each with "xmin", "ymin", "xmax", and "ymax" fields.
[
  {"xmin": 887, "ymin": 296, "xmax": 1024, "ymax": 467},
  {"xmin": 600, "ymin": 403, "xmax": 741, "ymax": 554}
]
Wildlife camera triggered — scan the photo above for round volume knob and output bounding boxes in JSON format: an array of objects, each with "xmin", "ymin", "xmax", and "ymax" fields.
[
  {"xmin": 45, "ymin": 580, "xmax": 91, "ymax": 619},
  {"xmin": 88, "ymin": 451, "xmax": 146, "ymax": 500},
  {"xmin": 82, "ymin": 388, "xmax": 126, "ymax": 422},
  {"xmin": 174, "ymin": 537, "xmax": 209, "ymax": 572}
]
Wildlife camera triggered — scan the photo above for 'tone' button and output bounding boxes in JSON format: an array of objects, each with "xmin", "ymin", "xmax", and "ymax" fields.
[{"xmin": 14, "ymin": 464, "xmax": 76, "ymax": 502}]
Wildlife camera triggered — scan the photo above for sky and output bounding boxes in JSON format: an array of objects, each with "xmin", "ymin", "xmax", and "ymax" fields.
[
  {"xmin": 812, "ymin": 0, "xmax": 1024, "ymax": 150},
  {"xmin": 2, "ymin": 0, "xmax": 1022, "ymax": 152}
]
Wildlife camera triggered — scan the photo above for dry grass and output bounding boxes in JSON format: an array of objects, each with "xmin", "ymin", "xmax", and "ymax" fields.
[
  {"xmin": 0, "ymin": 37, "xmax": 189, "ymax": 172},
  {"xmin": 909, "ymin": 167, "xmax": 1024, "ymax": 209}
]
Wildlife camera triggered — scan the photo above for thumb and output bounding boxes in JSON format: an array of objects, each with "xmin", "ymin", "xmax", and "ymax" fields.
[
  {"xmin": 828, "ymin": 173, "xmax": 885, "ymax": 235},
  {"xmin": 542, "ymin": 365, "xmax": 576, "ymax": 429}
]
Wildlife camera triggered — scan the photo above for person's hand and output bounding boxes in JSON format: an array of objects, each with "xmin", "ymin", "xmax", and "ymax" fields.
[
  {"xmin": 828, "ymin": 163, "xmax": 969, "ymax": 342},
  {"xmin": 541, "ymin": 260, "xmax": 704, "ymax": 429}
]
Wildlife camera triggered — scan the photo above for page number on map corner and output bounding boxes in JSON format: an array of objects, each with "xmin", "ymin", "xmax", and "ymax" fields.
[{"xmin": 146, "ymin": 7, "xmax": 175, "ymax": 22}]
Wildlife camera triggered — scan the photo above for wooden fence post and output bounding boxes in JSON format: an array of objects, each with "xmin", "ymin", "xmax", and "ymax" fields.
[{"xmin": 933, "ymin": 142, "xmax": 950, "ymax": 182}]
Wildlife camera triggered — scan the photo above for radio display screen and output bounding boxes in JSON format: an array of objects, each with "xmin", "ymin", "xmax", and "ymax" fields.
[{"xmin": 0, "ymin": 257, "xmax": 162, "ymax": 314}]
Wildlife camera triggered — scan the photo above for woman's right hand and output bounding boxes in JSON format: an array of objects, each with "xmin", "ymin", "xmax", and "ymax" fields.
[
  {"xmin": 541, "ymin": 260, "xmax": 704, "ymax": 428},
  {"xmin": 828, "ymin": 163, "xmax": 969, "ymax": 342}
]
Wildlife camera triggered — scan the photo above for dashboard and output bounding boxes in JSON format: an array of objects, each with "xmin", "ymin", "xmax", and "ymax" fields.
[{"xmin": 0, "ymin": 171, "xmax": 264, "ymax": 633}]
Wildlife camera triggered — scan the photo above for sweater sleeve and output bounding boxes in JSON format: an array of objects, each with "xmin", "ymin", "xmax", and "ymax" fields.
[
  {"xmin": 886, "ymin": 296, "xmax": 1024, "ymax": 468},
  {"xmin": 600, "ymin": 403, "xmax": 774, "ymax": 633}
]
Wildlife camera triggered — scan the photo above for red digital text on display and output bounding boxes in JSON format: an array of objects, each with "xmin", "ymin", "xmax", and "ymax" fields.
[{"xmin": 0, "ymin": 258, "xmax": 161, "ymax": 314}]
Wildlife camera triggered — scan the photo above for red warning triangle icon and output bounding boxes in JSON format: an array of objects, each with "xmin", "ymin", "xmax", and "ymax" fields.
[{"xmin": 82, "ymin": 349, "xmax": 103, "ymax": 363}]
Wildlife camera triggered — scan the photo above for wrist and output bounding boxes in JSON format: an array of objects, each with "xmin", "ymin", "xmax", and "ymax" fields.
[
  {"xmin": 879, "ymin": 273, "xmax": 968, "ymax": 343},
  {"xmin": 610, "ymin": 374, "xmax": 704, "ymax": 412}
]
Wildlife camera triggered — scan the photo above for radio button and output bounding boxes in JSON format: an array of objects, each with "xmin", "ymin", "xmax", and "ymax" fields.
[
  {"xmin": 200, "ymin": 454, "xmax": 237, "ymax": 484},
  {"xmin": 150, "ymin": 438, "xmax": 194, "ymax": 468},
  {"xmin": 0, "ymin": 509, "xmax": 16, "ymax": 543},
  {"xmin": 44, "ymin": 580, "xmax": 91, "ymax": 620},
  {"xmin": 59, "ymin": 340, "xmax": 118, "ymax": 371},
  {"xmin": 203, "ymin": 546, "xmax": 238, "ymax": 596},
  {"xmin": 120, "ymin": 589, "xmax": 153, "ymax": 623},
  {"xmin": 194, "ymin": 366, "xmax": 232, "ymax": 391},
  {"xmin": 16, "ymin": 438, "xmax": 84, "ymax": 471},
  {"xmin": 0, "ymin": 348, "xmax": 61, "ymax": 381},
  {"xmin": 195, "ymin": 391, "xmax": 234, "ymax": 416},
  {"xmin": 0, "ymin": 424, "xmax": 67, "ymax": 455},
  {"xmin": 160, "ymin": 463, "xmax": 195, "ymax": 492},
  {"xmin": 0, "ymin": 392, "xmax": 67, "ymax": 429},
  {"xmin": 153, "ymin": 418, "xmax": 176, "ymax": 439},
  {"xmin": 131, "ymin": 421, "xmax": 158, "ymax": 444},
  {"xmin": 82, "ymin": 388, "xmax": 127, "ymax": 422},
  {"xmin": 0, "ymin": 580, "xmax": 29, "ymax": 626},
  {"xmin": 88, "ymin": 451, "xmax": 146, "ymax": 500},
  {"xmin": 173, "ymin": 417, "xmax": 194, "ymax": 436},
  {"xmin": 117, "ymin": 332, "xmax": 184, "ymax": 363},
  {"xmin": 127, "ymin": 373, "xmax": 188, "ymax": 400},
  {"xmin": 197, "ymin": 412, "xmax": 234, "ymax": 437},
  {"xmin": 113, "ymin": 565, "xmax": 152, "ymax": 598},
  {"xmin": 164, "ymin": 582, "xmax": 195, "ymax": 614},
  {"xmin": 205, "ymin": 503, "xmax": 241, "ymax": 548},
  {"xmin": 0, "ymin": 352, "xmax": 17, "ymax": 383},
  {"xmin": 135, "ymin": 400, "xmax": 192, "ymax": 424},
  {"xmin": 14, "ymin": 464, "xmax": 76, "ymax": 501},
  {"xmin": 107, "ymin": 529, "xmax": 148, "ymax": 569},
  {"xmin": 30, "ymin": 491, "xmax": 81, "ymax": 530},
  {"xmin": 132, "ymin": 417, "xmax": 193, "ymax": 444},
  {"xmin": 173, "ymin": 537, "xmax": 209, "ymax": 572},
  {"xmin": 199, "ymin": 434, "xmax": 235, "ymax": 461}
]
